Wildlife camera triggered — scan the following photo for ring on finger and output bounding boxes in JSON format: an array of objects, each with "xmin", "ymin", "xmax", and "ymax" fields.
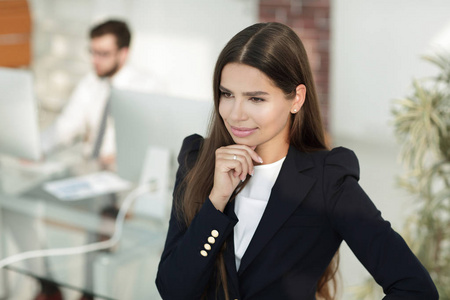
[{"xmin": 233, "ymin": 155, "xmax": 237, "ymax": 160}]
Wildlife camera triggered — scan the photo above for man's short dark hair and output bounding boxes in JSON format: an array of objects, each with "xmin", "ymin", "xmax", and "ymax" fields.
[{"xmin": 90, "ymin": 20, "xmax": 131, "ymax": 49}]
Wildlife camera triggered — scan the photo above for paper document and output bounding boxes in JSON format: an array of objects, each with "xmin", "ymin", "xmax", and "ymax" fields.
[{"xmin": 43, "ymin": 171, "xmax": 132, "ymax": 201}]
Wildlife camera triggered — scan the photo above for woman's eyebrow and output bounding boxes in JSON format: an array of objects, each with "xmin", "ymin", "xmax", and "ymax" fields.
[
  {"xmin": 219, "ymin": 85, "xmax": 269, "ymax": 96},
  {"xmin": 219, "ymin": 85, "xmax": 232, "ymax": 93},
  {"xmin": 242, "ymin": 91, "xmax": 269, "ymax": 97}
]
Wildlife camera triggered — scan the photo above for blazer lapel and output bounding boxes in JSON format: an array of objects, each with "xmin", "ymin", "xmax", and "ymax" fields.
[
  {"xmin": 237, "ymin": 146, "xmax": 316, "ymax": 276},
  {"xmin": 223, "ymin": 201, "xmax": 240, "ymax": 294}
]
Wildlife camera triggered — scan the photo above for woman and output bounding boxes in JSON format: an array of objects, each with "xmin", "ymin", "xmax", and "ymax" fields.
[{"xmin": 156, "ymin": 22, "xmax": 437, "ymax": 300}]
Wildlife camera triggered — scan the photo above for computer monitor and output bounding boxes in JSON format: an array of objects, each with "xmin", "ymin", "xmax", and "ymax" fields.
[
  {"xmin": 110, "ymin": 88, "xmax": 212, "ymax": 183},
  {"xmin": 0, "ymin": 67, "xmax": 41, "ymax": 161}
]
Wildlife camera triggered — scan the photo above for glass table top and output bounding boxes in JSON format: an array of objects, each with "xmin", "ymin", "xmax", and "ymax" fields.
[{"xmin": 0, "ymin": 152, "xmax": 169, "ymax": 299}]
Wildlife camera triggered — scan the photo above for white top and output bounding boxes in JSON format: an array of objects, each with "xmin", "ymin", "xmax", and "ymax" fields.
[
  {"xmin": 41, "ymin": 65, "xmax": 158, "ymax": 158},
  {"xmin": 234, "ymin": 156, "xmax": 285, "ymax": 270}
]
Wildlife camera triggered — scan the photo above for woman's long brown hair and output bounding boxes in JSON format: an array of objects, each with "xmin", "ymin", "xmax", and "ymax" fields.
[{"xmin": 176, "ymin": 22, "xmax": 339, "ymax": 300}]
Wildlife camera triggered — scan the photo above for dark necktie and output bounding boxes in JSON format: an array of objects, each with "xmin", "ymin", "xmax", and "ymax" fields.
[{"xmin": 92, "ymin": 98, "xmax": 110, "ymax": 159}]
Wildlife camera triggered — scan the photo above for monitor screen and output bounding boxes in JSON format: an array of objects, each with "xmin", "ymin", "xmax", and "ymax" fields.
[
  {"xmin": 110, "ymin": 88, "xmax": 212, "ymax": 183},
  {"xmin": 0, "ymin": 67, "xmax": 41, "ymax": 161}
]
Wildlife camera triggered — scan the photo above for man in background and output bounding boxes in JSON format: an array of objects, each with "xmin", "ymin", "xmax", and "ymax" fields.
[
  {"xmin": 42, "ymin": 19, "xmax": 156, "ymax": 166},
  {"xmin": 36, "ymin": 19, "xmax": 157, "ymax": 300}
]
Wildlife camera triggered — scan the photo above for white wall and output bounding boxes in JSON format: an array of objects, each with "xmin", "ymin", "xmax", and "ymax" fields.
[
  {"xmin": 127, "ymin": 0, "xmax": 258, "ymax": 101},
  {"xmin": 331, "ymin": 0, "xmax": 450, "ymax": 144}
]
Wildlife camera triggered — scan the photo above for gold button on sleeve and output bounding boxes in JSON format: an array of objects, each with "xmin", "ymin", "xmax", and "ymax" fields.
[
  {"xmin": 200, "ymin": 250, "xmax": 208, "ymax": 257},
  {"xmin": 207, "ymin": 236, "xmax": 216, "ymax": 244},
  {"xmin": 211, "ymin": 230, "xmax": 219, "ymax": 238},
  {"xmin": 204, "ymin": 243, "xmax": 211, "ymax": 251}
]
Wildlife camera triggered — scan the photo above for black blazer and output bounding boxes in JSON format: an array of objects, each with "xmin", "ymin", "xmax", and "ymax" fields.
[{"xmin": 156, "ymin": 134, "xmax": 437, "ymax": 300}]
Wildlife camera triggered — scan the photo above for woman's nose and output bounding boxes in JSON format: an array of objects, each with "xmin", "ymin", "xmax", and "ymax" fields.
[{"xmin": 229, "ymin": 99, "xmax": 247, "ymax": 121}]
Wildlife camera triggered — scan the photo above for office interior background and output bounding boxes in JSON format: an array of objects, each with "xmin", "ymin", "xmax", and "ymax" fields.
[{"xmin": 1, "ymin": 0, "xmax": 450, "ymax": 299}]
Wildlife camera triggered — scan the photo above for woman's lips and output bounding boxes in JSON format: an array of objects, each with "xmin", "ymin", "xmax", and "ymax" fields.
[{"xmin": 230, "ymin": 126, "xmax": 257, "ymax": 138}]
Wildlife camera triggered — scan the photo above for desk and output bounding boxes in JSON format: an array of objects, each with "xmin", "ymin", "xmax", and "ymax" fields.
[{"xmin": 0, "ymin": 150, "xmax": 168, "ymax": 299}]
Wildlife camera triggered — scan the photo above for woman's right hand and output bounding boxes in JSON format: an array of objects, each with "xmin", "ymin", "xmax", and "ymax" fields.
[{"xmin": 209, "ymin": 144, "xmax": 263, "ymax": 211}]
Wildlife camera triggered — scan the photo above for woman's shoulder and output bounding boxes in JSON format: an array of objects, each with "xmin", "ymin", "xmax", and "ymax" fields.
[
  {"xmin": 303, "ymin": 146, "xmax": 360, "ymax": 180},
  {"xmin": 325, "ymin": 146, "xmax": 358, "ymax": 166},
  {"xmin": 304, "ymin": 146, "xmax": 357, "ymax": 162},
  {"xmin": 177, "ymin": 134, "xmax": 204, "ymax": 167},
  {"xmin": 180, "ymin": 134, "xmax": 204, "ymax": 152},
  {"xmin": 297, "ymin": 147, "xmax": 361, "ymax": 200}
]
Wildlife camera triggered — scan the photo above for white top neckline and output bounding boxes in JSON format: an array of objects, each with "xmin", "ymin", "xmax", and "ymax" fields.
[{"xmin": 253, "ymin": 156, "xmax": 286, "ymax": 169}]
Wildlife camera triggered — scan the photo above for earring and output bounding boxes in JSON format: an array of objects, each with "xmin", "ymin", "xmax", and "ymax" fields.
[{"xmin": 293, "ymin": 109, "xmax": 297, "ymax": 113}]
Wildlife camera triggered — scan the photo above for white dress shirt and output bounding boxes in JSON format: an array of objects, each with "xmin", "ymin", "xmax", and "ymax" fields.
[
  {"xmin": 234, "ymin": 156, "xmax": 285, "ymax": 270},
  {"xmin": 42, "ymin": 65, "xmax": 158, "ymax": 158}
]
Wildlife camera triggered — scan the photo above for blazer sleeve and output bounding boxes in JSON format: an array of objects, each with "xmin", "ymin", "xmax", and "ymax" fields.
[
  {"xmin": 324, "ymin": 147, "xmax": 438, "ymax": 299},
  {"xmin": 156, "ymin": 134, "xmax": 238, "ymax": 300}
]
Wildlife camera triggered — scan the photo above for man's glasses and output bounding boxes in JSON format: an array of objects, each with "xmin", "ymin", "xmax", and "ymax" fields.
[{"xmin": 88, "ymin": 48, "xmax": 118, "ymax": 58}]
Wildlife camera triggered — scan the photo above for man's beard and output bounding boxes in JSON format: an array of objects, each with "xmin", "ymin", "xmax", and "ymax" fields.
[{"xmin": 97, "ymin": 61, "xmax": 120, "ymax": 78}]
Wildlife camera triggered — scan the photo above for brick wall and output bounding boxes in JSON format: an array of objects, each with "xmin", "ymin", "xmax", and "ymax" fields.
[
  {"xmin": 259, "ymin": 0, "xmax": 330, "ymax": 128},
  {"xmin": 0, "ymin": 0, "xmax": 32, "ymax": 67}
]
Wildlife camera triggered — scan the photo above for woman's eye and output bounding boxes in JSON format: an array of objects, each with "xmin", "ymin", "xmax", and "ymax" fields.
[
  {"xmin": 250, "ymin": 97, "xmax": 264, "ymax": 102},
  {"xmin": 220, "ymin": 91, "xmax": 232, "ymax": 98}
]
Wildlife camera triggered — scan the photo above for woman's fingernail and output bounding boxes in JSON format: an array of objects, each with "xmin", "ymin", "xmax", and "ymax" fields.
[
  {"xmin": 250, "ymin": 170, "xmax": 254, "ymax": 176},
  {"xmin": 259, "ymin": 157, "xmax": 263, "ymax": 163}
]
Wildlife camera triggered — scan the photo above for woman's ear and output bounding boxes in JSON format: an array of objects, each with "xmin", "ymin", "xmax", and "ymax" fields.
[{"xmin": 290, "ymin": 84, "xmax": 306, "ymax": 114}]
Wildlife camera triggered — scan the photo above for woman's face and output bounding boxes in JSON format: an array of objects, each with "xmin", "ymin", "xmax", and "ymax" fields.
[{"xmin": 219, "ymin": 63, "xmax": 302, "ymax": 155}]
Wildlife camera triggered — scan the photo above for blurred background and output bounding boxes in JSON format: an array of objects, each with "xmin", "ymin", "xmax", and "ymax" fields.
[{"xmin": 1, "ymin": 0, "xmax": 449, "ymax": 299}]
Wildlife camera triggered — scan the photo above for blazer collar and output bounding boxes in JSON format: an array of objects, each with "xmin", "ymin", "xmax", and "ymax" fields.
[{"xmin": 237, "ymin": 145, "xmax": 316, "ymax": 276}]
